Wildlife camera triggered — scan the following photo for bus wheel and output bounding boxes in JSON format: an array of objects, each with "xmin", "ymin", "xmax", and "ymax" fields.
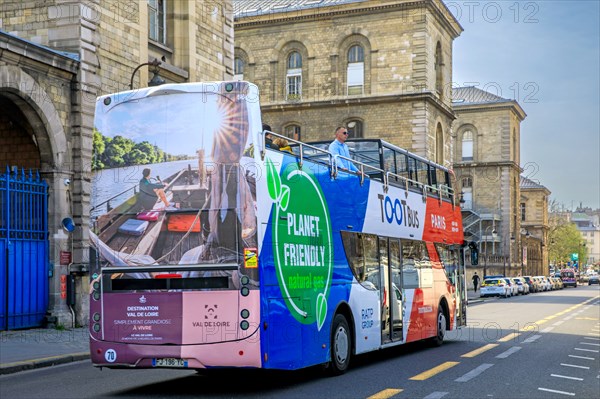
[
  {"xmin": 431, "ymin": 306, "xmax": 446, "ymax": 347},
  {"xmin": 329, "ymin": 314, "xmax": 351, "ymax": 375}
]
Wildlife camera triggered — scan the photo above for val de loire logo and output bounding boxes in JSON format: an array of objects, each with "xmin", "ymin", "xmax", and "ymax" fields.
[{"xmin": 266, "ymin": 158, "xmax": 332, "ymax": 330}]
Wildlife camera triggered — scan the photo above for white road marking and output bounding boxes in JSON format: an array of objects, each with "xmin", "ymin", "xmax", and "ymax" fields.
[
  {"xmin": 553, "ymin": 320, "xmax": 565, "ymax": 326},
  {"xmin": 551, "ymin": 374, "xmax": 584, "ymax": 381},
  {"xmin": 560, "ymin": 363, "xmax": 590, "ymax": 369},
  {"xmin": 495, "ymin": 346, "xmax": 522, "ymax": 359},
  {"xmin": 568, "ymin": 354, "xmax": 595, "ymax": 360},
  {"xmin": 579, "ymin": 342, "xmax": 600, "ymax": 346},
  {"xmin": 584, "ymin": 336, "xmax": 600, "ymax": 341},
  {"xmin": 523, "ymin": 334, "xmax": 542, "ymax": 343},
  {"xmin": 575, "ymin": 348, "xmax": 599, "ymax": 353},
  {"xmin": 454, "ymin": 363, "xmax": 494, "ymax": 382},
  {"xmin": 423, "ymin": 392, "xmax": 449, "ymax": 399},
  {"xmin": 541, "ymin": 326, "xmax": 555, "ymax": 333},
  {"xmin": 537, "ymin": 387, "xmax": 575, "ymax": 396}
]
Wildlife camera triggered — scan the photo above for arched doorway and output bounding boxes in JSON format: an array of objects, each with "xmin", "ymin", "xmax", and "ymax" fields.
[{"xmin": 0, "ymin": 93, "xmax": 50, "ymax": 330}]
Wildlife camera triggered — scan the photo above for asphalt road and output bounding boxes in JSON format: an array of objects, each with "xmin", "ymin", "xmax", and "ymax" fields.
[{"xmin": 2, "ymin": 286, "xmax": 599, "ymax": 399}]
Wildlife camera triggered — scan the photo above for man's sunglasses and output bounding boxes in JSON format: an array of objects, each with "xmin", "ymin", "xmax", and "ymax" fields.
[{"xmin": 341, "ymin": 131, "xmax": 348, "ymax": 135}]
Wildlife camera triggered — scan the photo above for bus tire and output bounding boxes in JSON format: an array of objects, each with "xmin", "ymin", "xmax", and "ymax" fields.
[
  {"xmin": 431, "ymin": 306, "xmax": 446, "ymax": 347},
  {"xmin": 329, "ymin": 314, "xmax": 351, "ymax": 375}
]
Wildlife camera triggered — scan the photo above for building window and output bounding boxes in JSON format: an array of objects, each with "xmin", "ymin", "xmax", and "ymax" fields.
[
  {"xmin": 284, "ymin": 124, "xmax": 301, "ymax": 141},
  {"xmin": 347, "ymin": 45, "xmax": 364, "ymax": 95},
  {"xmin": 347, "ymin": 120, "xmax": 363, "ymax": 138},
  {"xmin": 520, "ymin": 202, "xmax": 526, "ymax": 221},
  {"xmin": 461, "ymin": 176, "xmax": 473, "ymax": 210},
  {"xmin": 435, "ymin": 42, "xmax": 444, "ymax": 95},
  {"xmin": 462, "ymin": 130, "xmax": 473, "ymax": 161},
  {"xmin": 436, "ymin": 123, "xmax": 444, "ymax": 164},
  {"xmin": 234, "ymin": 57, "xmax": 244, "ymax": 81},
  {"xmin": 148, "ymin": 0, "xmax": 166, "ymax": 44},
  {"xmin": 286, "ymin": 52, "xmax": 302, "ymax": 101}
]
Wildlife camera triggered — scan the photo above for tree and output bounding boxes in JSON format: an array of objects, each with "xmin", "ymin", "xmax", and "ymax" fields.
[
  {"xmin": 548, "ymin": 222, "xmax": 587, "ymax": 267},
  {"xmin": 92, "ymin": 129, "xmax": 105, "ymax": 170}
]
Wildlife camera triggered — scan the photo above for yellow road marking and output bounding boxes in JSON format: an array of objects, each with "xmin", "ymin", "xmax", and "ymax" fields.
[
  {"xmin": 367, "ymin": 389, "xmax": 403, "ymax": 399},
  {"xmin": 409, "ymin": 361, "xmax": 459, "ymax": 381},
  {"xmin": 461, "ymin": 343, "xmax": 498, "ymax": 358},
  {"xmin": 498, "ymin": 332, "xmax": 520, "ymax": 342}
]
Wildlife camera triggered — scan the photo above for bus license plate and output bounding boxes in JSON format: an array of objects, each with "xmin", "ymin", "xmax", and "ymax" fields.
[{"xmin": 153, "ymin": 358, "xmax": 188, "ymax": 368}]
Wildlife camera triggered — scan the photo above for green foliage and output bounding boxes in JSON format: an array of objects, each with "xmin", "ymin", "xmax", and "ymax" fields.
[
  {"xmin": 91, "ymin": 131, "xmax": 187, "ymax": 170},
  {"xmin": 92, "ymin": 129, "xmax": 105, "ymax": 170},
  {"xmin": 548, "ymin": 222, "xmax": 588, "ymax": 265}
]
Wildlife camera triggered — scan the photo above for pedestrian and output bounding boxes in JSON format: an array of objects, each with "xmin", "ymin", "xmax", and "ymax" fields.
[
  {"xmin": 273, "ymin": 137, "xmax": 293, "ymax": 154},
  {"xmin": 328, "ymin": 126, "xmax": 361, "ymax": 174},
  {"xmin": 262, "ymin": 123, "xmax": 278, "ymax": 149},
  {"xmin": 472, "ymin": 272, "xmax": 481, "ymax": 292}
]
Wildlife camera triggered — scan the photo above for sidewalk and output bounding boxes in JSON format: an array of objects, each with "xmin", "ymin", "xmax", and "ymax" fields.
[
  {"xmin": 0, "ymin": 327, "xmax": 89, "ymax": 375},
  {"xmin": 467, "ymin": 288, "xmax": 485, "ymax": 304}
]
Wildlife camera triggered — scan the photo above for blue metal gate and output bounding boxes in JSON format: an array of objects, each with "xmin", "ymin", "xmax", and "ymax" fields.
[{"xmin": 0, "ymin": 167, "xmax": 49, "ymax": 330}]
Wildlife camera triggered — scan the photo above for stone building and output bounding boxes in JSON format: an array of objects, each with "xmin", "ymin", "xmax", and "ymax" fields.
[
  {"xmin": 520, "ymin": 176, "xmax": 551, "ymax": 276},
  {"xmin": 233, "ymin": 0, "xmax": 462, "ymax": 166},
  {"xmin": 452, "ymin": 86, "xmax": 549, "ymax": 278},
  {"xmin": 0, "ymin": 0, "xmax": 233, "ymax": 328}
]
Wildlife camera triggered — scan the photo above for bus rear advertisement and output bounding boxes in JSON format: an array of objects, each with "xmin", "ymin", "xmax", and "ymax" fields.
[{"xmin": 89, "ymin": 81, "xmax": 467, "ymax": 374}]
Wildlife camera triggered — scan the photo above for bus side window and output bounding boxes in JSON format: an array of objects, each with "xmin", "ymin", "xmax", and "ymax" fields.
[
  {"xmin": 341, "ymin": 231, "xmax": 380, "ymax": 290},
  {"xmin": 401, "ymin": 239, "xmax": 419, "ymax": 289},
  {"xmin": 363, "ymin": 234, "xmax": 380, "ymax": 289}
]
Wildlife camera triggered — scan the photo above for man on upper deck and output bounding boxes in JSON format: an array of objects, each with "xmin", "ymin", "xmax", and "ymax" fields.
[{"xmin": 329, "ymin": 126, "xmax": 359, "ymax": 173}]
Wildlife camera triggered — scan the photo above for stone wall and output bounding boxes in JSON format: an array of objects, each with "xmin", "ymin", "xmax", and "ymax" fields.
[{"xmin": 235, "ymin": 0, "xmax": 461, "ymax": 160}]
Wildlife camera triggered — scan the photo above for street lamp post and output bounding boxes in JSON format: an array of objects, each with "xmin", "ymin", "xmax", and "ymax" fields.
[
  {"xmin": 483, "ymin": 225, "xmax": 497, "ymax": 278},
  {"xmin": 129, "ymin": 58, "xmax": 165, "ymax": 90}
]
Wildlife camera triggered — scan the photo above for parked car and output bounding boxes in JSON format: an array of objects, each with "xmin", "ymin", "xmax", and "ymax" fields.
[
  {"xmin": 523, "ymin": 276, "xmax": 539, "ymax": 293},
  {"xmin": 589, "ymin": 274, "xmax": 599, "ymax": 285},
  {"xmin": 536, "ymin": 276, "xmax": 553, "ymax": 291},
  {"xmin": 502, "ymin": 277, "xmax": 519, "ymax": 296},
  {"xmin": 553, "ymin": 277, "xmax": 564, "ymax": 289},
  {"xmin": 512, "ymin": 277, "xmax": 529, "ymax": 294},
  {"xmin": 480, "ymin": 278, "xmax": 511, "ymax": 298}
]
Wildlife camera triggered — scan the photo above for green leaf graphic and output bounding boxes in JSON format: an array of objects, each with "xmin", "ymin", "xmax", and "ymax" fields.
[
  {"xmin": 266, "ymin": 158, "xmax": 281, "ymax": 201},
  {"xmin": 316, "ymin": 293, "xmax": 327, "ymax": 331},
  {"xmin": 280, "ymin": 185, "xmax": 290, "ymax": 211}
]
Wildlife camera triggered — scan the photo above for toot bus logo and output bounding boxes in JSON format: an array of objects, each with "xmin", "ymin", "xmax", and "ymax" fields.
[{"xmin": 377, "ymin": 194, "xmax": 419, "ymax": 228}]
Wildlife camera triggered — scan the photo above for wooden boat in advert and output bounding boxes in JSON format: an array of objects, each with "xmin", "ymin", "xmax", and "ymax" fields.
[{"xmin": 93, "ymin": 163, "xmax": 209, "ymax": 265}]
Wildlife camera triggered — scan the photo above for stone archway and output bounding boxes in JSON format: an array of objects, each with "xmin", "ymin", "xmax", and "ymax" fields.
[
  {"xmin": 0, "ymin": 65, "xmax": 69, "ymax": 171},
  {"xmin": 1, "ymin": 65, "xmax": 74, "ymax": 325}
]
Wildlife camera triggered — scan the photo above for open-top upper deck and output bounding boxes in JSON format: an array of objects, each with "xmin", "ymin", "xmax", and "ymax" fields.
[{"xmin": 277, "ymin": 136, "xmax": 457, "ymax": 206}]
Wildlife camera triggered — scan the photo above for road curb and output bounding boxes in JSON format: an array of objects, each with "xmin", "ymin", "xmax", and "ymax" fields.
[{"xmin": 0, "ymin": 352, "xmax": 90, "ymax": 375}]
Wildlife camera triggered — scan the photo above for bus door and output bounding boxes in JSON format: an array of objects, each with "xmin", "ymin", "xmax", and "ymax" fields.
[
  {"xmin": 379, "ymin": 238, "xmax": 403, "ymax": 344},
  {"xmin": 454, "ymin": 246, "xmax": 467, "ymax": 327}
]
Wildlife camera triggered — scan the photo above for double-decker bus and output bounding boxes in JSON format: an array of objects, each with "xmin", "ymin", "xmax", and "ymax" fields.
[{"xmin": 89, "ymin": 81, "xmax": 466, "ymax": 374}]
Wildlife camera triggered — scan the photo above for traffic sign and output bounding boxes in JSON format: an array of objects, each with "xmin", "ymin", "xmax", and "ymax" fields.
[{"xmin": 571, "ymin": 253, "xmax": 579, "ymax": 261}]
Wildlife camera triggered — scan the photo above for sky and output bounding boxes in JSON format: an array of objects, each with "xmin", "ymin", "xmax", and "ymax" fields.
[{"xmin": 447, "ymin": 0, "xmax": 600, "ymax": 210}]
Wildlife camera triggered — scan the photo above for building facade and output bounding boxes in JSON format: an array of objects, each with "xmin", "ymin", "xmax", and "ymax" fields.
[
  {"xmin": 520, "ymin": 176, "xmax": 551, "ymax": 276},
  {"xmin": 572, "ymin": 210, "xmax": 600, "ymax": 267},
  {"xmin": 452, "ymin": 86, "xmax": 549, "ymax": 278},
  {"xmin": 0, "ymin": 0, "xmax": 233, "ymax": 327},
  {"xmin": 234, "ymin": 0, "xmax": 462, "ymax": 165}
]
